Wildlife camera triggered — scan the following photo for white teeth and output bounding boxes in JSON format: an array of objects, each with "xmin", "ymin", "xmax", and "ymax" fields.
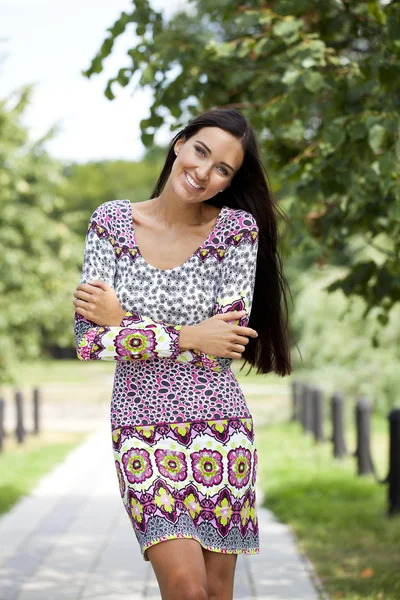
[{"xmin": 185, "ymin": 171, "xmax": 202, "ymax": 189}]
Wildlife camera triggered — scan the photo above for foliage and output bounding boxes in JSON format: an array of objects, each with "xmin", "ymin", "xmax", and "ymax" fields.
[
  {"xmin": 289, "ymin": 262, "xmax": 400, "ymax": 412},
  {"xmin": 62, "ymin": 147, "xmax": 165, "ymax": 236},
  {"xmin": 0, "ymin": 87, "xmax": 82, "ymax": 383},
  {"xmin": 84, "ymin": 0, "xmax": 400, "ymax": 321}
]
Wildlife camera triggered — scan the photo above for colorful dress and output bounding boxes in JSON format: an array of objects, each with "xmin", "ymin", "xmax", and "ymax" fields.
[{"xmin": 74, "ymin": 199, "xmax": 260, "ymax": 560}]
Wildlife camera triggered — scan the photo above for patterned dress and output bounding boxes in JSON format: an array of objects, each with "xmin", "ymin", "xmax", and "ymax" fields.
[{"xmin": 74, "ymin": 199, "xmax": 260, "ymax": 560}]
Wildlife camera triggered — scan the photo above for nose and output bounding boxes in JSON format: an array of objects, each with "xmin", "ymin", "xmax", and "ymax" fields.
[{"xmin": 195, "ymin": 163, "xmax": 211, "ymax": 182}]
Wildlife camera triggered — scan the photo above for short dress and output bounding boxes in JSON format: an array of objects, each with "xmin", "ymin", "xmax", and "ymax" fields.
[{"xmin": 74, "ymin": 199, "xmax": 260, "ymax": 560}]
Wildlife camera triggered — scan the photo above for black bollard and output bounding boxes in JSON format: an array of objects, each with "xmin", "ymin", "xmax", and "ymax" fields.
[
  {"xmin": 304, "ymin": 385, "xmax": 314, "ymax": 434},
  {"xmin": 15, "ymin": 391, "xmax": 25, "ymax": 444},
  {"xmin": 33, "ymin": 388, "xmax": 40, "ymax": 434},
  {"xmin": 355, "ymin": 398, "xmax": 374, "ymax": 476},
  {"xmin": 291, "ymin": 380, "xmax": 301, "ymax": 422},
  {"xmin": 331, "ymin": 393, "xmax": 347, "ymax": 458},
  {"xmin": 299, "ymin": 384, "xmax": 306, "ymax": 428},
  {"xmin": 312, "ymin": 388, "xmax": 324, "ymax": 443},
  {"xmin": 0, "ymin": 397, "xmax": 4, "ymax": 452},
  {"xmin": 388, "ymin": 409, "xmax": 400, "ymax": 516}
]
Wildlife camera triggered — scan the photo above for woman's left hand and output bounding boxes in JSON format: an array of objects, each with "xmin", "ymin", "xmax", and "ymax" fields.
[{"xmin": 73, "ymin": 280, "xmax": 126, "ymax": 326}]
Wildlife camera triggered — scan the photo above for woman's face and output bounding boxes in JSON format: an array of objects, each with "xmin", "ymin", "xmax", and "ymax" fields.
[{"xmin": 170, "ymin": 126, "xmax": 245, "ymax": 203}]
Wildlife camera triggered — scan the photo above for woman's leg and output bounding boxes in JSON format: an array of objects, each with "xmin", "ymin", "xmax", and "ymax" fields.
[
  {"xmin": 147, "ymin": 538, "xmax": 208, "ymax": 600},
  {"xmin": 202, "ymin": 549, "xmax": 237, "ymax": 600}
]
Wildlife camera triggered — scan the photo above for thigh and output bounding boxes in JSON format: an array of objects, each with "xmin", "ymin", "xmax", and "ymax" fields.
[
  {"xmin": 147, "ymin": 538, "xmax": 208, "ymax": 600},
  {"xmin": 202, "ymin": 548, "xmax": 237, "ymax": 600}
]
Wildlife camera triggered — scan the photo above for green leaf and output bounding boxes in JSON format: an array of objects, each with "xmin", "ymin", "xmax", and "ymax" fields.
[
  {"xmin": 303, "ymin": 71, "xmax": 326, "ymax": 94},
  {"xmin": 368, "ymin": 124, "xmax": 387, "ymax": 154}
]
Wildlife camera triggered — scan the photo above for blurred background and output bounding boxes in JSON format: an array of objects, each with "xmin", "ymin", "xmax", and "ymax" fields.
[{"xmin": 0, "ymin": 1, "xmax": 399, "ymax": 598}]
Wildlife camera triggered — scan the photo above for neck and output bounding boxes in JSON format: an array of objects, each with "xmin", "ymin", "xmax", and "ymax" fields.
[{"xmin": 149, "ymin": 185, "xmax": 211, "ymax": 227}]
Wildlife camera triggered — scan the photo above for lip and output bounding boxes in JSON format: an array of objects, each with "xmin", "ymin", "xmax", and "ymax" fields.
[{"xmin": 184, "ymin": 170, "xmax": 205, "ymax": 191}]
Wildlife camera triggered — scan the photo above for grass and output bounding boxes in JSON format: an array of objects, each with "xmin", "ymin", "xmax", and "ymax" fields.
[
  {"xmin": 256, "ymin": 419, "xmax": 400, "ymax": 600},
  {"xmin": 0, "ymin": 431, "xmax": 87, "ymax": 515}
]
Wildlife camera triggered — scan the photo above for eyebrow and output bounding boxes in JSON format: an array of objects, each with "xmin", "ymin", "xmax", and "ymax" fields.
[{"xmin": 195, "ymin": 140, "xmax": 235, "ymax": 173}]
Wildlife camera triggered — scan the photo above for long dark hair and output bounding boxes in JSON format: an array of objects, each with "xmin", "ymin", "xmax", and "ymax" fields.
[{"xmin": 150, "ymin": 109, "xmax": 292, "ymax": 377}]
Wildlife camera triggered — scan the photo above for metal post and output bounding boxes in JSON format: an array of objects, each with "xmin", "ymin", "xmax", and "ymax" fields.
[
  {"xmin": 33, "ymin": 388, "xmax": 40, "ymax": 434},
  {"xmin": 0, "ymin": 398, "xmax": 4, "ymax": 452},
  {"xmin": 15, "ymin": 391, "xmax": 25, "ymax": 444},
  {"xmin": 331, "ymin": 393, "xmax": 347, "ymax": 458},
  {"xmin": 304, "ymin": 385, "xmax": 314, "ymax": 434},
  {"xmin": 291, "ymin": 380, "xmax": 301, "ymax": 422},
  {"xmin": 355, "ymin": 398, "xmax": 374, "ymax": 475},
  {"xmin": 388, "ymin": 409, "xmax": 400, "ymax": 516},
  {"xmin": 312, "ymin": 388, "xmax": 324, "ymax": 443},
  {"xmin": 299, "ymin": 384, "xmax": 306, "ymax": 428}
]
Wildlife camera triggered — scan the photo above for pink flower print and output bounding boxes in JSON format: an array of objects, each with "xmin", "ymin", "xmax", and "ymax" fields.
[
  {"xmin": 154, "ymin": 485, "xmax": 175, "ymax": 514},
  {"xmin": 130, "ymin": 496, "xmax": 143, "ymax": 523},
  {"xmin": 240, "ymin": 498, "xmax": 251, "ymax": 528},
  {"xmin": 115, "ymin": 460, "xmax": 125, "ymax": 497},
  {"xmin": 227, "ymin": 447, "xmax": 252, "ymax": 489},
  {"xmin": 191, "ymin": 449, "xmax": 223, "ymax": 487},
  {"xmin": 184, "ymin": 493, "xmax": 201, "ymax": 519},
  {"xmin": 114, "ymin": 328, "xmax": 156, "ymax": 360},
  {"xmin": 122, "ymin": 448, "xmax": 153, "ymax": 484},
  {"xmin": 215, "ymin": 496, "xmax": 232, "ymax": 527},
  {"xmin": 155, "ymin": 449, "xmax": 187, "ymax": 482}
]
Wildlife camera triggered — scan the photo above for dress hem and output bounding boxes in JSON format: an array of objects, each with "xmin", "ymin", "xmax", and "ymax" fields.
[{"xmin": 141, "ymin": 533, "xmax": 260, "ymax": 561}]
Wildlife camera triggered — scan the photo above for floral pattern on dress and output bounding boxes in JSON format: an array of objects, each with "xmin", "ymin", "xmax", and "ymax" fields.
[
  {"xmin": 112, "ymin": 418, "xmax": 259, "ymax": 560},
  {"xmin": 115, "ymin": 328, "xmax": 157, "ymax": 360},
  {"xmin": 191, "ymin": 449, "xmax": 224, "ymax": 488},
  {"xmin": 155, "ymin": 449, "xmax": 188, "ymax": 482},
  {"xmin": 227, "ymin": 447, "xmax": 252, "ymax": 489},
  {"xmin": 122, "ymin": 448, "xmax": 153, "ymax": 484}
]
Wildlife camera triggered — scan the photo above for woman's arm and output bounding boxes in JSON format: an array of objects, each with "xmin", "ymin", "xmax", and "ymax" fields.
[
  {"xmin": 74, "ymin": 206, "xmax": 256, "ymax": 368},
  {"xmin": 184, "ymin": 218, "xmax": 260, "ymax": 371}
]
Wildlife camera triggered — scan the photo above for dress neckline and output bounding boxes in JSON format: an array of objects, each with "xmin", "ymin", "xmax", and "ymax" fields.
[{"xmin": 126, "ymin": 200, "xmax": 227, "ymax": 273}]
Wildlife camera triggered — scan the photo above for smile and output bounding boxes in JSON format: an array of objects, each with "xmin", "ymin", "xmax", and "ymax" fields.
[{"xmin": 184, "ymin": 171, "xmax": 204, "ymax": 190}]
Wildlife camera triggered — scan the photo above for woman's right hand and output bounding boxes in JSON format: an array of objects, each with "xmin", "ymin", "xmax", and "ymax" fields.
[{"xmin": 179, "ymin": 310, "xmax": 258, "ymax": 359}]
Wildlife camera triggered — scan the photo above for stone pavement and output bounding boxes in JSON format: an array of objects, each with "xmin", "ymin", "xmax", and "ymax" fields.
[{"xmin": 0, "ymin": 427, "xmax": 321, "ymax": 600}]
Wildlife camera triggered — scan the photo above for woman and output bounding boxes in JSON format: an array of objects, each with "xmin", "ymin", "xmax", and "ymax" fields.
[{"xmin": 73, "ymin": 108, "xmax": 291, "ymax": 600}]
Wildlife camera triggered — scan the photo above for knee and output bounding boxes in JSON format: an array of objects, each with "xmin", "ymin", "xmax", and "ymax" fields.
[{"xmin": 165, "ymin": 571, "xmax": 208, "ymax": 600}]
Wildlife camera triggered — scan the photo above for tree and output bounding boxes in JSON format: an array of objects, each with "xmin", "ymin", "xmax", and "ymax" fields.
[
  {"xmin": 84, "ymin": 0, "xmax": 400, "ymax": 323},
  {"xmin": 0, "ymin": 87, "xmax": 82, "ymax": 382}
]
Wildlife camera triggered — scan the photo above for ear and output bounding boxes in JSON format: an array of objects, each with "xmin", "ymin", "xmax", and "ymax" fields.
[{"xmin": 174, "ymin": 137, "xmax": 185, "ymax": 156}]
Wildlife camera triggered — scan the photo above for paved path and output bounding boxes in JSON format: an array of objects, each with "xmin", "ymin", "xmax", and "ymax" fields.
[{"xmin": 0, "ymin": 428, "xmax": 320, "ymax": 600}]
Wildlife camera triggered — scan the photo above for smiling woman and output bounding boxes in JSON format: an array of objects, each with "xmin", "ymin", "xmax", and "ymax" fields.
[{"xmin": 73, "ymin": 108, "xmax": 292, "ymax": 600}]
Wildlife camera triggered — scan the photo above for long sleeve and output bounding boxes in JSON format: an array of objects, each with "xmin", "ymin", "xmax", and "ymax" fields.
[
  {"xmin": 74, "ymin": 210, "xmax": 183, "ymax": 362},
  {"xmin": 179, "ymin": 219, "xmax": 259, "ymax": 372},
  {"xmin": 74, "ymin": 204, "xmax": 259, "ymax": 370}
]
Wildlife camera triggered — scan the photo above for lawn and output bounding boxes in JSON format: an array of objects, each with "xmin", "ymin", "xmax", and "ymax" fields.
[
  {"xmin": 0, "ymin": 431, "xmax": 87, "ymax": 515},
  {"xmin": 256, "ymin": 419, "xmax": 399, "ymax": 600}
]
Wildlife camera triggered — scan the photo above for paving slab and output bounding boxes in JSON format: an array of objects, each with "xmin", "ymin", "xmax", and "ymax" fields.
[{"xmin": 0, "ymin": 426, "xmax": 320, "ymax": 600}]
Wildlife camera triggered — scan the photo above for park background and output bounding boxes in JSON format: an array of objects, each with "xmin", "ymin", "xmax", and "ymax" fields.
[{"xmin": 0, "ymin": 1, "xmax": 399, "ymax": 598}]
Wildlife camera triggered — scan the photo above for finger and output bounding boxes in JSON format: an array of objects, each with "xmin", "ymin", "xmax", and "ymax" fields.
[
  {"xmin": 233, "ymin": 335, "xmax": 249, "ymax": 346},
  {"xmin": 77, "ymin": 283, "xmax": 99, "ymax": 295},
  {"xmin": 229, "ymin": 351, "xmax": 243, "ymax": 359},
  {"xmin": 217, "ymin": 311, "xmax": 247, "ymax": 321},
  {"xmin": 75, "ymin": 306, "xmax": 89, "ymax": 318},
  {"xmin": 74, "ymin": 290, "xmax": 92, "ymax": 301},
  {"xmin": 233, "ymin": 326, "xmax": 258, "ymax": 338},
  {"xmin": 88, "ymin": 280, "xmax": 108, "ymax": 290},
  {"xmin": 231, "ymin": 344, "xmax": 246, "ymax": 353},
  {"xmin": 73, "ymin": 299, "xmax": 91, "ymax": 309}
]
